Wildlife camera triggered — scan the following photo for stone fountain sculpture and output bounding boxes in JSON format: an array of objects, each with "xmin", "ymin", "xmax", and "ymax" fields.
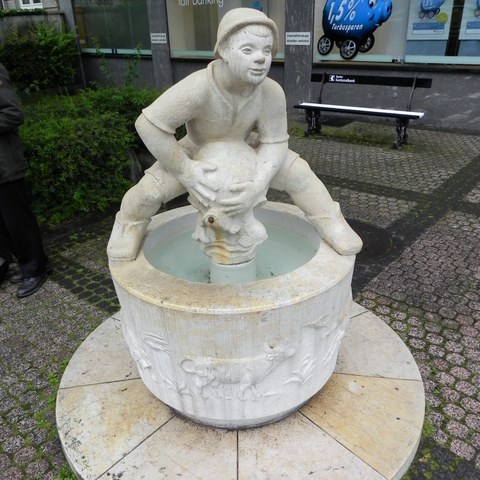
[{"xmin": 108, "ymin": 8, "xmax": 363, "ymax": 428}]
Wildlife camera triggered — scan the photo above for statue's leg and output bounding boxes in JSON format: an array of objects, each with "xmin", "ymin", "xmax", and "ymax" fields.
[
  {"xmin": 271, "ymin": 153, "xmax": 362, "ymax": 255},
  {"xmin": 107, "ymin": 164, "xmax": 186, "ymax": 261}
]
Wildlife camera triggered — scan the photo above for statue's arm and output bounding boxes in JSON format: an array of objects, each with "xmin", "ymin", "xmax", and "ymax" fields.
[
  {"xmin": 135, "ymin": 112, "xmax": 217, "ymax": 208},
  {"xmin": 135, "ymin": 114, "xmax": 190, "ymax": 177}
]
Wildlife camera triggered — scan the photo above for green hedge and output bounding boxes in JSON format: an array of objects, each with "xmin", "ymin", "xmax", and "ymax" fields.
[
  {"xmin": 20, "ymin": 87, "xmax": 161, "ymax": 224},
  {"xmin": 0, "ymin": 8, "xmax": 47, "ymax": 17},
  {"xmin": 0, "ymin": 22, "xmax": 77, "ymax": 93}
]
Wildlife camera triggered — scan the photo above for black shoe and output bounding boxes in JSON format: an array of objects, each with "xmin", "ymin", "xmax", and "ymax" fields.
[
  {"xmin": 16, "ymin": 273, "xmax": 48, "ymax": 298},
  {"xmin": 8, "ymin": 264, "xmax": 53, "ymax": 285},
  {"xmin": 7, "ymin": 270, "xmax": 22, "ymax": 284},
  {"xmin": 0, "ymin": 261, "xmax": 8, "ymax": 284}
]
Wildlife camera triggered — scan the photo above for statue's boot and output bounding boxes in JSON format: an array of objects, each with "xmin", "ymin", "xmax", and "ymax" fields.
[
  {"xmin": 307, "ymin": 202, "xmax": 363, "ymax": 256},
  {"xmin": 107, "ymin": 213, "xmax": 149, "ymax": 262}
]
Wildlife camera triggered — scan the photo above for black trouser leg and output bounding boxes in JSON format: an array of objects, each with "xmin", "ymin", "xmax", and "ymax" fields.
[{"xmin": 0, "ymin": 179, "xmax": 48, "ymax": 277}]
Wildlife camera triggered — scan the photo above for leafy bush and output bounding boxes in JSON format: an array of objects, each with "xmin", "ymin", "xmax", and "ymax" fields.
[
  {"xmin": 74, "ymin": 86, "xmax": 160, "ymax": 145},
  {"xmin": 19, "ymin": 86, "xmax": 187, "ymax": 225},
  {"xmin": 0, "ymin": 8, "xmax": 46, "ymax": 17},
  {"xmin": 0, "ymin": 22, "xmax": 77, "ymax": 93},
  {"xmin": 21, "ymin": 89, "xmax": 141, "ymax": 224}
]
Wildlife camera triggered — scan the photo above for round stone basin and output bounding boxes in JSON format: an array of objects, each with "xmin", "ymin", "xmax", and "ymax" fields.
[{"xmin": 109, "ymin": 202, "xmax": 355, "ymax": 428}]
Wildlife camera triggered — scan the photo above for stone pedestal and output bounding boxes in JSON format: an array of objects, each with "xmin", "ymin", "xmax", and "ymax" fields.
[{"xmin": 56, "ymin": 304, "xmax": 425, "ymax": 480}]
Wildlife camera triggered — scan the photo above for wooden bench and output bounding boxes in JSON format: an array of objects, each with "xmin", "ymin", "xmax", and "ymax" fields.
[{"xmin": 294, "ymin": 73, "xmax": 432, "ymax": 149}]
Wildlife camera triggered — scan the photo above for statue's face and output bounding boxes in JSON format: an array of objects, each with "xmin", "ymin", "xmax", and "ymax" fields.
[{"xmin": 221, "ymin": 26, "xmax": 273, "ymax": 86}]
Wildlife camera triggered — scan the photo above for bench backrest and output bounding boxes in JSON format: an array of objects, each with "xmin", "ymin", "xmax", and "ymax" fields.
[{"xmin": 312, "ymin": 73, "xmax": 432, "ymax": 110}]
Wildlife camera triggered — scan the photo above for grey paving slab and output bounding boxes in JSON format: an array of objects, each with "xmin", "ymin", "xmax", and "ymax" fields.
[
  {"xmin": 465, "ymin": 182, "xmax": 480, "ymax": 204},
  {"xmin": 290, "ymin": 125, "xmax": 480, "ymax": 194}
]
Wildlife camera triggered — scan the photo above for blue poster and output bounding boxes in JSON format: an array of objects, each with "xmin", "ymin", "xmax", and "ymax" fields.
[
  {"xmin": 318, "ymin": 0, "xmax": 393, "ymax": 60},
  {"xmin": 407, "ymin": 0, "xmax": 453, "ymax": 40},
  {"xmin": 459, "ymin": 0, "xmax": 480, "ymax": 40}
]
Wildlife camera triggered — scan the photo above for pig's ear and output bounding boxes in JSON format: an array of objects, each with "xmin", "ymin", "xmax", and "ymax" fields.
[{"xmin": 181, "ymin": 358, "xmax": 196, "ymax": 373}]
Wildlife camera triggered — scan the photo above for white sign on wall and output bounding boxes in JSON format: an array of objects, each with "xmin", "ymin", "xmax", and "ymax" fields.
[
  {"xmin": 285, "ymin": 32, "xmax": 311, "ymax": 46},
  {"xmin": 151, "ymin": 33, "xmax": 168, "ymax": 45}
]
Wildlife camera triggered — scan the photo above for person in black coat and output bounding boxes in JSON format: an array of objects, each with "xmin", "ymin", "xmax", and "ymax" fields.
[{"xmin": 0, "ymin": 62, "xmax": 50, "ymax": 298}]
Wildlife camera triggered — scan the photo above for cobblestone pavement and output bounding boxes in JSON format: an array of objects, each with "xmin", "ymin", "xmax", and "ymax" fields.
[{"xmin": 0, "ymin": 122, "xmax": 479, "ymax": 479}]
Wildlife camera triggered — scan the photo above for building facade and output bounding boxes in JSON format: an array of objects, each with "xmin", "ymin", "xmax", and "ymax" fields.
[
  {"xmin": 32, "ymin": 0, "xmax": 480, "ymax": 132},
  {"xmin": 2, "ymin": 0, "xmax": 56, "ymax": 11}
]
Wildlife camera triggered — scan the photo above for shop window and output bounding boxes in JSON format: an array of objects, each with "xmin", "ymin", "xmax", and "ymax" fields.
[
  {"xmin": 166, "ymin": 0, "xmax": 286, "ymax": 59},
  {"xmin": 406, "ymin": 0, "xmax": 480, "ymax": 64},
  {"xmin": 21, "ymin": 0, "xmax": 43, "ymax": 8},
  {"xmin": 313, "ymin": 0, "xmax": 408, "ymax": 63},
  {"xmin": 313, "ymin": 0, "xmax": 480, "ymax": 65},
  {"xmin": 74, "ymin": 0, "xmax": 151, "ymax": 55}
]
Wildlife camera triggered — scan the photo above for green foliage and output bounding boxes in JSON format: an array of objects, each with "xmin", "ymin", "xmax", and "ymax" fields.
[
  {"xmin": 55, "ymin": 464, "xmax": 77, "ymax": 480},
  {"xmin": 0, "ymin": 8, "xmax": 46, "ymax": 17},
  {"xmin": 73, "ymin": 86, "xmax": 159, "ymax": 140},
  {"xmin": 20, "ymin": 89, "xmax": 143, "ymax": 224},
  {"xmin": 288, "ymin": 120, "xmax": 412, "ymax": 150},
  {"xmin": 18, "ymin": 84, "xmax": 186, "ymax": 225},
  {"xmin": 0, "ymin": 22, "xmax": 77, "ymax": 93},
  {"xmin": 124, "ymin": 44, "xmax": 143, "ymax": 88}
]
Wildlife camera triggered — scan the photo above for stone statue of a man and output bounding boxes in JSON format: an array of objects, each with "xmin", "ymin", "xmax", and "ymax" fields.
[{"xmin": 107, "ymin": 7, "xmax": 362, "ymax": 262}]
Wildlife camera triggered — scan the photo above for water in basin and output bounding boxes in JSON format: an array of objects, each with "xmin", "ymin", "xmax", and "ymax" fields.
[{"xmin": 145, "ymin": 210, "xmax": 320, "ymax": 283}]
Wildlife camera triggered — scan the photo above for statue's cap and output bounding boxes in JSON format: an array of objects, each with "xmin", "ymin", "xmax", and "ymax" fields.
[{"xmin": 214, "ymin": 8, "xmax": 279, "ymax": 59}]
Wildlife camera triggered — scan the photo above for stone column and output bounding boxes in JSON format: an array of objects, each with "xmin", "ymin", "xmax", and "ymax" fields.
[
  {"xmin": 57, "ymin": 0, "xmax": 76, "ymax": 31},
  {"xmin": 146, "ymin": 0, "xmax": 174, "ymax": 89},
  {"xmin": 284, "ymin": 0, "xmax": 315, "ymax": 112},
  {"xmin": 58, "ymin": 0, "xmax": 87, "ymax": 87}
]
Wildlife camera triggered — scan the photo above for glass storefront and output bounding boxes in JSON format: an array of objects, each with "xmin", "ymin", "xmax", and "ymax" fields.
[
  {"xmin": 165, "ymin": 0, "xmax": 286, "ymax": 59},
  {"xmin": 75, "ymin": 0, "xmax": 151, "ymax": 55},
  {"xmin": 73, "ymin": 0, "xmax": 479, "ymax": 65},
  {"xmin": 313, "ymin": 0, "xmax": 480, "ymax": 65}
]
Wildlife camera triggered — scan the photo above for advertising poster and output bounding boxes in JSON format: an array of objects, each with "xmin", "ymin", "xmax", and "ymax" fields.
[
  {"xmin": 313, "ymin": 0, "xmax": 408, "ymax": 62},
  {"xmin": 406, "ymin": 0, "xmax": 454, "ymax": 40},
  {"xmin": 459, "ymin": 0, "xmax": 480, "ymax": 40}
]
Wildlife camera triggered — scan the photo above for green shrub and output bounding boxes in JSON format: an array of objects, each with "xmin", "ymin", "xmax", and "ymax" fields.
[
  {"xmin": 21, "ymin": 90, "xmax": 137, "ymax": 224},
  {"xmin": 0, "ymin": 22, "xmax": 77, "ymax": 93},
  {"xmin": 19, "ymin": 86, "xmax": 187, "ymax": 225},
  {"xmin": 0, "ymin": 8, "xmax": 46, "ymax": 17},
  {"xmin": 74, "ymin": 86, "xmax": 189, "ymax": 140},
  {"xmin": 73, "ymin": 86, "xmax": 161, "ymax": 146}
]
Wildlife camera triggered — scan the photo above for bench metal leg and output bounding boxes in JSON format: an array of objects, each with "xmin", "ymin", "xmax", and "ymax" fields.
[
  {"xmin": 394, "ymin": 118, "xmax": 410, "ymax": 149},
  {"xmin": 305, "ymin": 109, "xmax": 321, "ymax": 136}
]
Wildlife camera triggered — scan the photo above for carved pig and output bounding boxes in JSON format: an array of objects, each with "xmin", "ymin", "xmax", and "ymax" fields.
[{"xmin": 181, "ymin": 342, "xmax": 296, "ymax": 400}]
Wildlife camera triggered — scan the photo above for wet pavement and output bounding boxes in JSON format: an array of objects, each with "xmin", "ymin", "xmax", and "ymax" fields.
[{"xmin": 0, "ymin": 121, "xmax": 479, "ymax": 479}]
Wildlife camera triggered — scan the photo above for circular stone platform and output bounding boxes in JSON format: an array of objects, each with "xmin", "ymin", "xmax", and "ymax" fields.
[{"xmin": 56, "ymin": 303, "xmax": 425, "ymax": 480}]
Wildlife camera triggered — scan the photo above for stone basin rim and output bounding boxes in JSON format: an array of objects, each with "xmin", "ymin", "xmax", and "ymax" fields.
[{"xmin": 109, "ymin": 202, "xmax": 356, "ymax": 314}]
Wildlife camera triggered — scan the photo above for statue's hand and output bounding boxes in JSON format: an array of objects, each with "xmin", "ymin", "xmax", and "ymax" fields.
[
  {"xmin": 220, "ymin": 180, "xmax": 266, "ymax": 214},
  {"xmin": 179, "ymin": 160, "xmax": 218, "ymax": 208}
]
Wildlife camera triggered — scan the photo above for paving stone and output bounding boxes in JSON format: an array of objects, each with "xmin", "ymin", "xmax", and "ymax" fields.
[
  {"xmin": 13, "ymin": 446, "xmax": 36, "ymax": 464},
  {"xmin": 466, "ymin": 414, "xmax": 480, "ymax": 432},
  {"xmin": 446, "ymin": 420, "xmax": 469, "ymax": 438},
  {"xmin": 441, "ymin": 387, "xmax": 461, "ymax": 403},
  {"xmin": 451, "ymin": 439, "xmax": 476, "ymax": 461},
  {"xmin": 451, "ymin": 366, "xmax": 472, "ymax": 380},
  {"xmin": 25, "ymin": 458, "xmax": 49, "ymax": 476},
  {"xmin": 0, "ymin": 467, "xmax": 23, "ymax": 480}
]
